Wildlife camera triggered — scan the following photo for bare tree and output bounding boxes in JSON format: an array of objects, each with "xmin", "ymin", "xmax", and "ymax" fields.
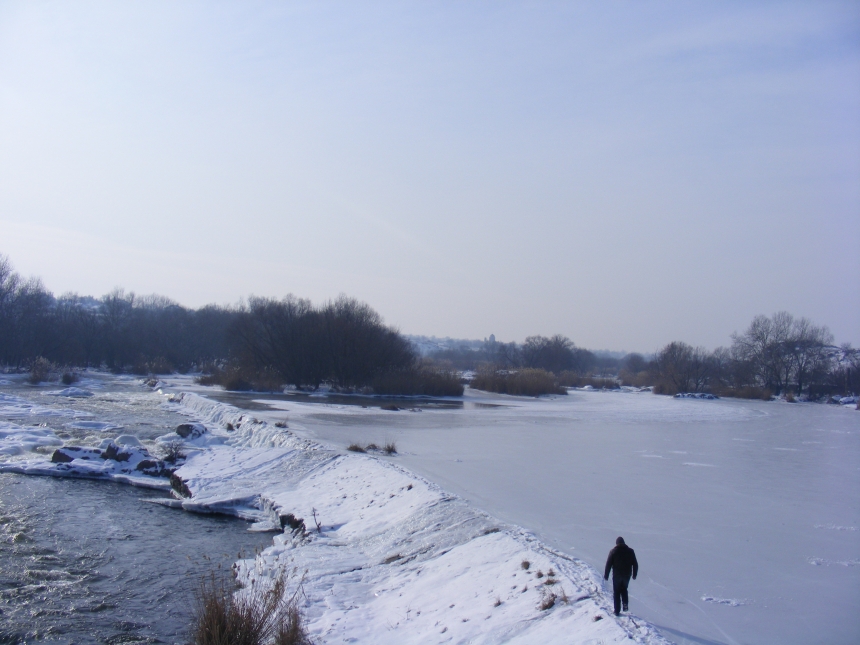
[
  {"xmin": 655, "ymin": 341, "xmax": 712, "ymax": 393},
  {"xmin": 788, "ymin": 317, "xmax": 834, "ymax": 394},
  {"xmin": 522, "ymin": 335, "xmax": 576, "ymax": 374}
]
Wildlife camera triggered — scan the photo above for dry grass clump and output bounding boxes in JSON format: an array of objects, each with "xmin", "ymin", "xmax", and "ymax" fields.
[
  {"xmin": 539, "ymin": 591, "xmax": 556, "ymax": 610},
  {"xmin": 347, "ymin": 442, "xmax": 396, "ymax": 455},
  {"xmin": 191, "ymin": 572, "xmax": 312, "ymax": 645},
  {"xmin": 470, "ymin": 368, "xmax": 566, "ymax": 397},
  {"xmin": 28, "ymin": 357, "xmax": 53, "ymax": 384},
  {"xmin": 160, "ymin": 438, "xmax": 186, "ymax": 464}
]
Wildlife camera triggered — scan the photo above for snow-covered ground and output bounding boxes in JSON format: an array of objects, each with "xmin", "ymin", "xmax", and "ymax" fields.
[
  {"xmin": 2, "ymin": 373, "xmax": 857, "ymax": 644},
  {"xmin": 179, "ymin": 380, "xmax": 859, "ymax": 645},
  {"xmin": 1, "ymin": 377, "xmax": 667, "ymax": 644}
]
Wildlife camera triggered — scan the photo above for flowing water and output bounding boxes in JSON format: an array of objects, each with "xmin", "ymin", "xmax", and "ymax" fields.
[{"xmin": 0, "ymin": 375, "xmax": 273, "ymax": 644}]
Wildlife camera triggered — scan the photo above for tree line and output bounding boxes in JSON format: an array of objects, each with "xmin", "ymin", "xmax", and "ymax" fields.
[
  {"xmin": 1, "ymin": 254, "xmax": 855, "ymax": 398},
  {"xmin": 428, "ymin": 315, "xmax": 858, "ymax": 399},
  {"xmin": 0, "ymin": 255, "xmax": 461, "ymax": 395},
  {"xmin": 645, "ymin": 312, "xmax": 858, "ymax": 398},
  {"xmin": 0, "ymin": 256, "xmax": 238, "ymax": 371}
]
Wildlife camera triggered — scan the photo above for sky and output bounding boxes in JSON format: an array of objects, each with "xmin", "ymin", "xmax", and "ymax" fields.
[{"xmin": 1, "ymin": 1, "xmax": 858, "ymax": 353}]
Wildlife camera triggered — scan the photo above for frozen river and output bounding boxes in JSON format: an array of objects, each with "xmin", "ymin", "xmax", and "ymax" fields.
[
  {"xmin": 236, "ymin": 386, "xmax": 860, "ymax": 645},
  {"xmin": 1, "ymin": 374, "xmax": 857, "ymax": 644}
]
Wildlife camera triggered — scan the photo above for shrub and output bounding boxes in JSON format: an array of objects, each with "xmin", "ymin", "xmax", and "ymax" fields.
[
  {"xmin": 61, "ymin": 371, "xmax": 79, "ymax": 385},
  {"xmin": 346, "ymin": 444, "xmax": 366, "ymax": 453},
  {"xmin": 470, "ymin": 368, "xmax": 566, "ymax": 397},
  {"xmin": 652, "ymin": 382, "xmax": 670, "ymax": 395},
  {"xmin": 710, "ymin": 386, "xmax": 773, "ymax": 400},
  {"xmin": 195, "ymin": 364, "xmax": 283, "ymax": 392},
  {"xmin": 539, "ymin": 590, "xmax": 556, "ymax": 610},
  {"xmin": 383, "ymin": 441, "xmax": 397, "ymax": 455},
  {"xmin": 133, "ymin": 356, "xmax": 173, "ymax": 376},
  {"xmin": 28, "ymin": 357, "xmax": 53, "ymax": 384},
  {"xmin": 160, "ymin": 439, "xmax": 186, "ymax": 464},
  {"xmin": 557, "ymin": 372, "xmax": 619, "ymax": 389},
  {"xmin": 222, "ymin": 373, "xmax": 255, "ymax": 391},
  {"xmin": 372, "ymin": 367, "xmax": 464, "ymax": 396},
  {"xmin": 618, "ymin": 368, "xmax": 652, "ymax": 387},
  {"xmin": 191, "ymin": 572, "xmax": 312, "ymax": 645},
  {"xmin": 196, "ymin": 373, "xmax": 222, "ymax": 387}
]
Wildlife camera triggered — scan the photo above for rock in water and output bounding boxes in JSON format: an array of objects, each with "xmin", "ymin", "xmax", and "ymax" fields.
[
  {"xmin": 51, "ymin": 446, "xmax": 103, "ymax": 463},
  {"xmin": 175, "ymin": 423, "xmax": 207, "ymax": 439}
]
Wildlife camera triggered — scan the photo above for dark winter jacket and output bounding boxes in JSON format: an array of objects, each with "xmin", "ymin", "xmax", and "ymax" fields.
[{"xmin": 604, "ymin": 544, "xmax": 638, "ymax": 581}]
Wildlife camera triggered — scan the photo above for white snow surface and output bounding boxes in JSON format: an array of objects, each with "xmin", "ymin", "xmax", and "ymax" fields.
[
  {"xmin": 3, "ymin": 375, "xmax": 857, "ymax": 644},
  {"xmin": 167, "ymin": 380, "xmax": 858, "ymax": 645},
  {"xmin": 0, "ymin": 420, "xmax": 63, "ymax": 456},
  {"xmin": 168, "ymin": 392, "xmax": 667, "ymax": 644}
]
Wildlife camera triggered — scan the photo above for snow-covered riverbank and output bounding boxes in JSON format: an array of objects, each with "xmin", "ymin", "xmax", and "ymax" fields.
[
  {"xmin": 1, "ymin": 380, "xmax": 668, "ymax": 644},
  {"xmin": 2, "ymin": 374, "xmax": 857, "ymax": 644}
]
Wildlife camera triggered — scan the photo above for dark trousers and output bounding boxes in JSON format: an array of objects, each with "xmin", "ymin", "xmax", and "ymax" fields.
[{"xmin": 612, "ymin": 576, "xmax": 630, "ymax": 614}]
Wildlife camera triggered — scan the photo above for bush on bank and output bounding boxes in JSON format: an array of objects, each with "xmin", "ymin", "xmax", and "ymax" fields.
[{"xmin": 470, "ymin": 368, "xmax": 566, "ymax": 397}]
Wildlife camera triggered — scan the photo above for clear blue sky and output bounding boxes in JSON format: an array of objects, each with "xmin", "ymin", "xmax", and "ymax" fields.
[{"xmin": 1, "ymin": 1, "xmax": 858, "ymax": 352}]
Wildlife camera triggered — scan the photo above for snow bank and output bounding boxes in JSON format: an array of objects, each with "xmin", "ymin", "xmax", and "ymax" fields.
[
  {"xmin": 45, "ymin": 387, "xmax": 94, "ymax": 397},
  {"xmin": 165, "ymin": 392, "xmax": 669, "ymax": 644},
  {"xmin": 0, "ymin": 435, "xmax": 174, "ymax": 490},
  {"xmin": 0, "ymin": 420, "xmax": 63, "ymax": 456},
  {"xmin": 673, "ymin": 392, "xmax": 718, "ymax": 400},
  {"xmin": 0, "ymin": 384, "xmax": 670, "ymax": 642}
]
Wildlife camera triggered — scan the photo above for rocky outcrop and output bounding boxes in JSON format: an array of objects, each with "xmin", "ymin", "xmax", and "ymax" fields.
[
  {"xmin": 51, "ymin": 446, "xmax": 102, "ymax": 463},
  {"xmin": 175, "ymin": 423, "xmax": 207, "ymax": 439},
  {"xmin": 279, "ymin": 513, "xmax": 306, "ymax": 535},
  {"xmin": 170, "ymin": 472, "xmax": 192, "ymax": 498},
  {"xmin": 49, "ymin": 442, "xmax": 172, "ymax": 479}
]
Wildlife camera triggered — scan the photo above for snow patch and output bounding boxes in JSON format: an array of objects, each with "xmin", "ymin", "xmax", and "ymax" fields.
[
  {"xmin": 814, "ymin": 524, "xmax": 857, "ymax": 531},
  {"xmin": 808, "ymin": 557, "xmax": 860, "ymax": 567},
  {"xmin": 45, "ymin": 387, "xmax": 94, "ymax": 397},
  {"xmin": 701, "ymin": 596, "xmax": 748, "ymax": 607},
  {"xmin": 0, "ymin": 421, "xmax": 63, "ymax": 456},
  {"xmin": 674, "ymin": 393, "xmax": 718, "ymax": 400}
]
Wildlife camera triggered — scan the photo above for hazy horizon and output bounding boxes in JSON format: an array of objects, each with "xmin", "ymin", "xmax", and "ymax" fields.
[{"xmin": 2, "ymin": 2, "xmax": 858, "ymax": 352}]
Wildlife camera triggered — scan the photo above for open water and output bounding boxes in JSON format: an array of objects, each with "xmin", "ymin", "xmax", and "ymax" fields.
[{"xmin": 0, "ymin": 375, "xmax": 273, "ymax": 644}]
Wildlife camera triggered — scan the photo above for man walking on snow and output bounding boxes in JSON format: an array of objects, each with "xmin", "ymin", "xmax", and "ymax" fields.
[{"xmin": 604, "ymin": 536, "xmax": 638, "ymax": 615}]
